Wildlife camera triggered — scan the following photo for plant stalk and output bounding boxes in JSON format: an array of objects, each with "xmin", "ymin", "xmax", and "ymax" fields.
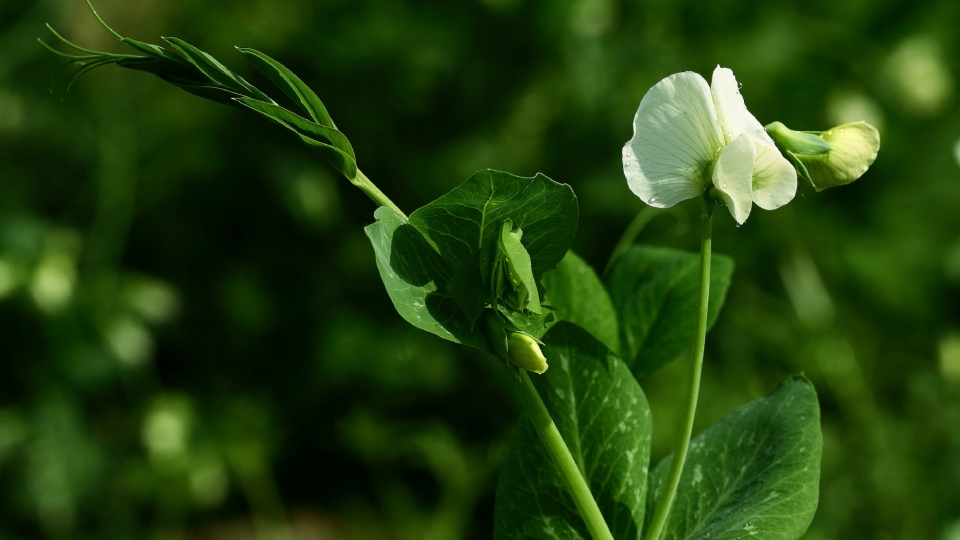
[
  {"xmin": 511, "ymin": 369, "xmax": 614, "ymax": 540},
  {"xmin": 644, "ymin": 203, "xmax": 713, "ymax": 540},
  {"xmin": 352, "ymin": 169, "xmax": 407, "ymax": 220},
  {"xmin": 604, "ymin": 206, "xmax": 658, "ymax": 275}
]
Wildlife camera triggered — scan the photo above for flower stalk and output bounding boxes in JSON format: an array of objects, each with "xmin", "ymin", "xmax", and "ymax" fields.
[{"xmin": 645, "ymin": 198, "xmax": 713, "ymax": 540}]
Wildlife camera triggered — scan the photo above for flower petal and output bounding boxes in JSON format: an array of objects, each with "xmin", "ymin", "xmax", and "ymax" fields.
[
  {"xmin": 712, "ymin": 132, "xmax": 756, "ymax": 224},
  {"xmin": 711, "ymin": 66, "xmax": 765, "ymax": 144},
  {"xmin": 623, "ymin": 71, "xmax": 724, "ymax": 208},
  {"xmin": 750, "ymin": 136, "xmax": 797, "ymax": 210}
]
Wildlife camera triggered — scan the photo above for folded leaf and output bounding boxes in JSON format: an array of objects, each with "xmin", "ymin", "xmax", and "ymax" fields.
[
  {"xmin": 237, "ymin": 47, "xmax": 336, "ymax": 128},
  {"xmin": 234, "ymin": 97, "xmax": 354, "ymax": 159},
  {"xmin": 162, "ymin": 37, "xmax": 271, "ymax": 103},
  {"xmin": 364, "ymin": 206, "xmax": 487, "ymax": 350}
]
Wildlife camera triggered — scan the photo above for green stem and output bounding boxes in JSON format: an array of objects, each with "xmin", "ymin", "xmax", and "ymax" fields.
[
  {"xmin": 510, "ymin": 369, "xmax": 614, "ymax": 540},
  {"xmin": 644, "ymin": 203, "xmax": 713, "ymax": 540},
  {"xmin": 352, "ymin": 169, "xmax": 407, "ymax": 220},
  {"xmin": 603, "ymin": 206, "xmax": 658, "ymax": 275}
]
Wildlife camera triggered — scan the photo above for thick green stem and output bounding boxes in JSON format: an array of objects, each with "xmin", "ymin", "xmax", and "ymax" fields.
[
  {"xmin": 645, "ymin": 205, "xmax": 713, "ymax": 540},
  {"xmin": 510, "ymin": 369, "xmax": 614, "ymax": 540},
  {"xmin": 352, "ymin": 169, "xmax": 407, "ymax": 220}
]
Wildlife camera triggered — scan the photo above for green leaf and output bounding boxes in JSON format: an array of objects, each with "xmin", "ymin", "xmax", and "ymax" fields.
[
  {"xmin": 605, "ymin": 246, "xmax": 733, "ymax": 380},
  {"xmin": 237, "ymin": 47, "xmax": 336, "ymax": 128},
  {"xmin": 647, "ymin": 376, "xmax": 822, "ymax": 540},
  {"xmin": 446, "ymin": 250, "xmax": 487, "ymax": 327},
  {"xmin": 495, "ymin": 322, "xmax": 651, "ymax": 540},
  {"xmin": 541, "ymin": 251, "xmax": 619, "ymax": 353},
  {"xmin": 296, "ymin": 133, "xmax": 359, "ymax": 180},
  {"xmin": 408, "ymin": 170, "xmax": 578, "ymax": 281},
  {"xmin": 118, "ymin": 57, "xmax": 203, "ymax": 81},
  {"xmin": 121, "ymin": 38, "xmax": 192, "ymax": 66},
  {"xmin": 161, "ymin": 37, "xmax": 271, "ymax": 103},
  {"xmin": 364, "ymin": 206, "xmax": 487, "ymax": 350},
  {"xmin": 233, "ymin": 97, "xmax": 355, "ymax": 159},
  {"xmin": 156, "ymin": 73, "xmax": 244, "ymax": 107}
]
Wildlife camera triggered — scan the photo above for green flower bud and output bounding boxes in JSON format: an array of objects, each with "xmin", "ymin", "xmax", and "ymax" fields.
[
  {"xmin": 794, "ymin": 122, "xmax": 880, "ymax": 191},
  {"xmin": 765, "ymin": 121, "xmax": 833, "ymax": 155},
  {"xmin": 507, "ymin": 332, "xmax": 548, "ymax": 374}
]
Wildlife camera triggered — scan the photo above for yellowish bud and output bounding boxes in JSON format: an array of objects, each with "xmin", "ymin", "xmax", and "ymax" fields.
[
  {"xmin": 796, "ymin": 121, "xmax": 880, "ymax": 191},
  {"xmin": 507, "ymin": 332, "xmax": 548, "ymax": 374}
]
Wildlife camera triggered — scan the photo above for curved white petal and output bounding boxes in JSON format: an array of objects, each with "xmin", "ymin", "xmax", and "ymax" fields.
[
  {"xmin": 623, "ymin": 71, "xmax": 724, "ymax": 208},
  {"xmin": 711, "ymin": 66, "xmax": 765, "ymax": 144},
  {"xmin": 712, "ymin": 132, "xmax": 756, "ymax": 224},
  {"xmin": 750, "ymin": 136, "xmax": 797, "ymax": 210}
]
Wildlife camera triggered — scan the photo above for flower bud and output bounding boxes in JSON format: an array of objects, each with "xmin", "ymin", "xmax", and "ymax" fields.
[
  {"xmin": 507, "ymin": 332, "xmax": 548, "ymax": 374},
  {"xmin": 794, "ymin": 122, "xmax": 880, "ymax": 191}
]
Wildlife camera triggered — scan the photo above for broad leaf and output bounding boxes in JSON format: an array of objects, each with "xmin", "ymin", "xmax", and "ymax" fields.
[
  {"xmin": 647, "ymin": 375, "xmax": 822, "ymax": 540},
  {"xmin": 408, "ymin": 170, "xmax": 578, "ymax": 280},
  {"xmin": 364, "ymin": 207, "xmax": 487, "ymax": 350},
  {"xmin": 495, "ymin": 322, "xmax": 651, "ymax": 540},
  {"xmin": 606, "ymin": 246, "xmax": 733, "ymax": 379},
  {"xmin": 541, "ymin": 251, "xmax": 619, "ymax": 353}
]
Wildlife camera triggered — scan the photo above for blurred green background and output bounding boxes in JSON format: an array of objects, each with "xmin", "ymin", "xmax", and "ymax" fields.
[{"xmin": 1, "ymin": 0, "xmax": 959, "ymax": 538}]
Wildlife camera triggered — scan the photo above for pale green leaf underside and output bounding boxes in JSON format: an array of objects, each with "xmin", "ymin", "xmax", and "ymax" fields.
[
  {"xmin": 605, "ymin": 246, "xmax": 733, "ymax": 380},
  {"xmin": 541, "ymin": 251, "xmax": 619, "ymax": 353},
  {"xmin": 647, "ymin": 375, "xmax": 822, "ymax": 540},
  {"xmin": 495, "ymin": 322, "xmax": 651, "ymax": 540},
  {"xmin": 364, "ymin": 206, "xmax": 487, "ymax": 350}
]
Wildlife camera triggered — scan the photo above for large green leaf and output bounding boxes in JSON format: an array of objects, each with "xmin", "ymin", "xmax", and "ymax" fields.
[
  {"xmin": 364, "ymin": 206, "xmax": 487, "ymax": 350},
  {"xmin": 408, "ymin": 170, "xmax": 578, "ymax": 280},
  {"xmin": 541, "ymin": 251, "xmax": 619, "ymax": 353},
  {"xmin": 605, "ymin": 246, "xmax": 733, "ymax": 379},
  {"xmin": 647, "ymin": 376, "xmax": 822, "ymax": 540},
  {"xmin": 495, "ymin": 322, "xmax": 651, "ymax": 540}
]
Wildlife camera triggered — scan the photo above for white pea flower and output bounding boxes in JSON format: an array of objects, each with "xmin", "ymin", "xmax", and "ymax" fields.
[{"xmin": 622, "ymin": 66, "xmax": 796, "ymax": 224}]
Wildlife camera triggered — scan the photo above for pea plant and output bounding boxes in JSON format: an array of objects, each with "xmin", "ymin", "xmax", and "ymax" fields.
[{"xmin": 43, "ymin": 3, "xmax": 880, "ymax": 539}]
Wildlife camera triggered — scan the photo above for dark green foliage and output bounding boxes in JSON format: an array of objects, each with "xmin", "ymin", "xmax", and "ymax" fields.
[
  {"xmin": 6, "ymin": 0, "xmax": 958, "ymax": 538},
  {"xmin": 647, "ymin": 376, "xmax": 822, "ymax": 540},
  {"xmin": 606, "ymin": 246, "xmax": 734, "ymax": 379},
  {"xmin": 541, "ymin": 251, "xmax": 620, "ymax": 353}
]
